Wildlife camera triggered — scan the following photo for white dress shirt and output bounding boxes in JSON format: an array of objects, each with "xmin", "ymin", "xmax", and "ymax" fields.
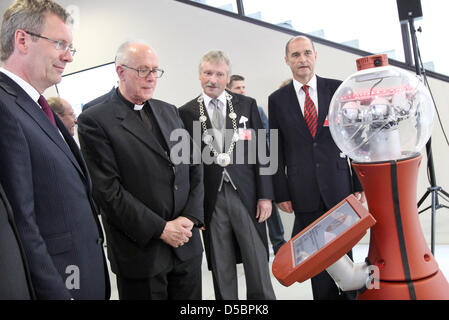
[
  {"xmin": 202, "ymin": 91, "xmax": 227, "ymax": 120},
  {"xmin": 0, "ymin": 67, "xmax": 66, "ymax": 140},
  {"xmin": 202, "ymin": 91, "xmax": 239, "ymax": 190},
  {"xmin": 0, "ymin": 67, "xmax": 40, "ymax": 106}
]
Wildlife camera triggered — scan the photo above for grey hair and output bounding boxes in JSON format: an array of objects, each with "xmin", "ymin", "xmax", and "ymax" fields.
[
  {"xmin": 199, "ymin": 50, "xmax": 231, "ymax": 75},
  {"xmin": 115, "ymin": 39, "xmax": 151, "ymax": 66},
  {"xmin": 0, "ymin": 0, "xmax": 71, "ymax": 61}
]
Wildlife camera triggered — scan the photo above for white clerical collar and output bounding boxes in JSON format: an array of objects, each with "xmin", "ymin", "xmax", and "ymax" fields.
[
  {"xmin": 293, "ymin": 74, "xmax": 317, "ymax": 93},
  {"xmin": 134, "ymin": 103, "xmax": 145, "ymax": 111},
  {"xmin": 0, "ymin": 67, "xmax": 41, "ymax": 105}
]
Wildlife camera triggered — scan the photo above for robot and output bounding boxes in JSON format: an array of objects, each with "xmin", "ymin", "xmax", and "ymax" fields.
[{"xmin": 272, "ymin": 55, "xmax": 449, "ymax": 299}]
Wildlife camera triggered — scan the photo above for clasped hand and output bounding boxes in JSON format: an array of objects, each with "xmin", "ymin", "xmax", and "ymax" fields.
[{"xmin": 160, "ymin": 216, "xmax": 194, "ymax": 248}]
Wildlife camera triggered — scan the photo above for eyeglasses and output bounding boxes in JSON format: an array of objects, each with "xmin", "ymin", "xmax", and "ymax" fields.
[
  {"xmin": 25, "ymin": 30, "xmax": 76, "ymax": 56},
  {"xmin": 121, "ymin": 65, "xmax": 164, "ymax": 78}
]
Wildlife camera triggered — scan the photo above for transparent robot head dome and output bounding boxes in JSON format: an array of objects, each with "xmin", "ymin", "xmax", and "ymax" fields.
[{"xmin": 329, "ymin": 54, "xmax": 435, "ymax": 163}]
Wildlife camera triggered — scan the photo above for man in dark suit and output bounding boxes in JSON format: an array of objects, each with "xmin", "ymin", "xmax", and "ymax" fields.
[
  {"xmin": 0, "ymin": 182, "xmax": 34, "ymax": 300},
  {"xmin": 47, "ymin": 96, "xmax": 77, "ymax": 136},
  {"xmin": 179, "ymin": 50, "xmax": 275, "ymax": 300},
  {"xmin": 82, "ymin": 86, "xmax": 115, "ymax": 112},
  {"xmin": 268, "ymin": 36, "xmax": 364, "ymax": 300},
  {"xmin": 0, "ymin": 0, "xmax": 109, "ymax": 300},
  {"xmin": 77, "ymin": 41, "xmax": 204, "ymax": 300}
]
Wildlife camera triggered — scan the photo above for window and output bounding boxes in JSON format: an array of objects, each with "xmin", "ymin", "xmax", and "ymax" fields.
[
  {"xmin": 56, "ymin": 62, "xmax": 118, "ymax": 116},
  {"xmin": 417, "ymin": 0, "xmax": 449, "ymax": 75},
  {"xmin": 181, "ymin": 0, "xmax": 449, "ymax": 77},
  {"xmin": 191, "ymin": 0, "xmax": 238, "ymax": 13},
  {"xmin": 242, "ymin": 0, "xmax": 404, "ymax": 60}
]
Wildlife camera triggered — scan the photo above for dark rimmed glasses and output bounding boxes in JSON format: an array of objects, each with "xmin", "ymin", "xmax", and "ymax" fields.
[{"xmin": 121, "ymin": 64, "xmax": 164, "ymax": 78}]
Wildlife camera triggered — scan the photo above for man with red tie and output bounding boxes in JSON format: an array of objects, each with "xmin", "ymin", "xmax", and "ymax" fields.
[
  {"xmin": 268, "ymin": 35, "xmax": 364, "ymax": 300},
  {"xmin": 0, "ymin": 0, "xmax": 109, "ymax": 299}
]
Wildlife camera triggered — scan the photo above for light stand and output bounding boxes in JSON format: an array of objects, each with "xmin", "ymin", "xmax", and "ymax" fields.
[{"xmin": 407, "ymin": 18, "xmax": 449, "ymax": 255}]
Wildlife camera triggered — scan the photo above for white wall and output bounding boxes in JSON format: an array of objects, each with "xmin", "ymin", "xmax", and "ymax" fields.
[{"xmin": 1, "ymin": 0, "xmax": 448, "ymax": 244}]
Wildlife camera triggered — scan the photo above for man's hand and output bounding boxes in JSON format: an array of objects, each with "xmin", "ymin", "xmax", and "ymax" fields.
[
  {"xmin": 256, "ymin": 199, "xmax": 272, "ymax": 223},
  {"xmin": 177, "ymin": 216, "xmax": 195, "ymax": 230},
  {"xmin": 160, "ymin": 216, "xmax": 193, "ymax": 248},
  {"xmin": 277, "ymin": 201, "xmax": 293, "ymax": 213}
]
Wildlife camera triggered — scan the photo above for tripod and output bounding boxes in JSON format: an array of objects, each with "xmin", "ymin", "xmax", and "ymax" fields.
[{"xmin": 407, "ymin": 18, "xmax": 449, "ymax": 255}]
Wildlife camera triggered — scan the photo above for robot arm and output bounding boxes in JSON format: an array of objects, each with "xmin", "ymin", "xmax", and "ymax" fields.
[{"xmin": 326, "ymin": 254, "xmax": 370, "ymax": 291}]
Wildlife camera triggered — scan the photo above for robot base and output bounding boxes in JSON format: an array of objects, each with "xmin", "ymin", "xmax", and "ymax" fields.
[
  {"xmin": 358, "ymin": 270, "xmax": 449, "ymax": 300},
  {"xmin": 353, "ymin": 154, "xmax": 449, "ymax": 300}
]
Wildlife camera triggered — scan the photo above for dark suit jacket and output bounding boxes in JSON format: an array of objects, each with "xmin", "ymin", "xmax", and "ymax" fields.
[
  {"xmin": 179, "ymin": 90, "xmax": 274, "ymax": 268},
  {"xmin": 268, "ymin": 76, "xmax": 362, "ymax": 213},
  {"xmin": 82, "ymin": 87, "xmax": 115, "ymax": 112},
  {"xmin": 0, "ymin": 183, "xmax": 34, "ymax": 300},
  {"xmin": 0, "ymin": 73, "xmax": 109, "ymax": 300},
  {"xmin": 77, "ymin": 89, "xmax": 204, "ymax": 279},
  {"xmin": 258, "ymin": 106, "xmax": 269, "ymax": 133}
]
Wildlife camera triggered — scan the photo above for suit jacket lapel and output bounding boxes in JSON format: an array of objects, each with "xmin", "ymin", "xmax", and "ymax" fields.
[
  {"xmin": 285, "ymin": 82, "xmax": 313, "ymax": 141},
  {"xmin": 117, "ymin": 97, "xmax": 170, "ymax": 161},
  {"xmin": 224, "ymin": 91, "xmax": 236, "ymax": 150},
  {"xmin": 149, "ymin": 100, "xmax": 175, "ymax": 152},
  {"xmin": 12, "ymin": 88, "xmax": 87, "ymax": 181},
  {"xmin": 316, "ymin": 76, "xmax": 331, "ymax": 138},
  {"xmin": 54, "ymin": 115, "xmax": 90, "ymax": 185},
  {"xmin": 225, "ymin": 91, "xmax": 233, "ymax": 131}
]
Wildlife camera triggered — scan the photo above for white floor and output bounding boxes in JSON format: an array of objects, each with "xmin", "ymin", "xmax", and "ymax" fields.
[{"xmin": 107, "ymin": 244, "xmax": 449, "ymax": 300}]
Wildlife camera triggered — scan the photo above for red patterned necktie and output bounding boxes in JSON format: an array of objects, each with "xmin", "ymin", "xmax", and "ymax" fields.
[
  {"xmin": 38, "ymin": 95, "xmax": 56, "ymax": 127},
  {"xmin": 302, "ymin": 85, "xmax": 317, "ymax": 138}
]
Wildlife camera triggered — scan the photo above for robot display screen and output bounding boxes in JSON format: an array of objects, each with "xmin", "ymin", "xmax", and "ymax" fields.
[{"xmin": 292, "ymin": 202, "xmax": 360, "ymax": 267}]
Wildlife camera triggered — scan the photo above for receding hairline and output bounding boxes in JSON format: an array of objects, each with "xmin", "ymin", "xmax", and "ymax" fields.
[
  {"xmin": 285, "ymin": 35, "xmax": 316, "ymax": 56},
  {"xmin": 115, "ymin": 40, "xmax": 156, "ymax": 66}
]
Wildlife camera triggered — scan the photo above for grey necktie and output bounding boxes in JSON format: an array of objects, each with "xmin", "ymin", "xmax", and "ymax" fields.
[
  {"xmin": 210, "ymin": 99, "xmax": 232, "ymax": 185},
  {"xmin": 211, "ymin": 99, "xmax": 224, "ymax": 131}
]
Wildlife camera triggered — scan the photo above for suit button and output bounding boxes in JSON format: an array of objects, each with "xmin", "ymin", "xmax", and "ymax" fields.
[
  {"xmin": 313, "ymin": 142, "xmax": 318, "ymax": 147},
  {"xmin": 174, "ymin": 185, "xmax": 178, "ymax": 190},
  {"xmin": 97, "ymin": 238, "xmax": 103, "ymax": 245},
  {"xmin": 316, "ymin": 163, "xmax": 320, "ymax": 168}
]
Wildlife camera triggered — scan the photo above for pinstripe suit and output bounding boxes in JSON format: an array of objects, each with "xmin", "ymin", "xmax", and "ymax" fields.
[
  {"xmin": 0, "ymin": 72, "xmax": 109, "ymax": 300},
  {"xmin": 0, "ymin": 182, "xmax": 34, "ymax": 299}
]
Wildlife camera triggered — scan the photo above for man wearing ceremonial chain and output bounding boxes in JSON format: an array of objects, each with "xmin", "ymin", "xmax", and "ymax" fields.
[{"xmin": 180, "ymin": 50, "xmax": 276, "ymax": 300}]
